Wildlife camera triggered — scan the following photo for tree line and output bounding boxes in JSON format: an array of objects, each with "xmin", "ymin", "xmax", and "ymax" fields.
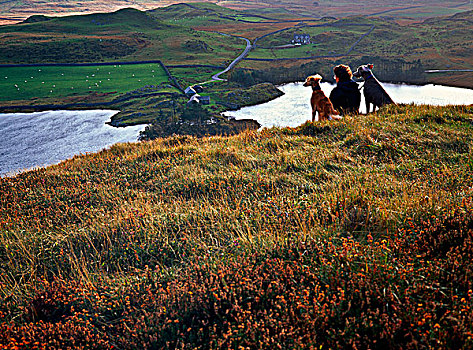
[{"xmin": 229, "ymin": 57, "xmax": 427, "ymax": 85}]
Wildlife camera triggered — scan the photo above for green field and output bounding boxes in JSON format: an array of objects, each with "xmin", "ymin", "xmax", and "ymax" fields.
[
  {"xmin": 168, "ymin": 66, "xmax": 223, "ymax": 86},
  {"xmin": 0, "ymin": 63, "xmax": 173, "ymax": 101},
  {"xmin": 231, "ymin": 14, "xmax": 271, "ymax": 22}
]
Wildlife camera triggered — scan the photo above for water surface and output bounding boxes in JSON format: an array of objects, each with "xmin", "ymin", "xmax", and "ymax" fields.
[
  {"xmin": 224, "ymin": 82, "xmax": 473, "ymax": 128},
  {"xmin": 0, "ymin": 110, "xmax": 144, "ymax": 177}
]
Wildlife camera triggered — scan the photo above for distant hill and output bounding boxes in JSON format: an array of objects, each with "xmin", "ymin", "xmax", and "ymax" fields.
[
  {"xmin": 423, "ymin": 8, "xmax": 473, "ymax": 23},
  {"xmin": 22, "ymin": 8, "xmax": 171, "ymax": 32},
  {"xmin": 148, "ymin": 2, "xmax": 237, "ymax": 19},
  {"xmin": 22, "ymin": 15, "xmax": 51, "ymax": 24}
]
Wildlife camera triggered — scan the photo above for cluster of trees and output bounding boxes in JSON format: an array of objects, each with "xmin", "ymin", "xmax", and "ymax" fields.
[
  {"xmin": 228, "ymin": 69, "xmax": 257, "ymax": 87},
  {"xmin": 139, "ymin": 104, "xmax": 215, "ymax": 140},
  {"xmin": 352, "ymin": 56, "xmax": 426, "ymax": 84},
  {"xmin": 139, "ymin": 103, "xmax": 259, "ymax": 140}
]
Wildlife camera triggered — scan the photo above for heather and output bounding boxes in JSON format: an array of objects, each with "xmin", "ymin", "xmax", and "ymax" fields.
[{"xmin": 1, "ymin": 104, "xmax": 473, "ymax": 349}]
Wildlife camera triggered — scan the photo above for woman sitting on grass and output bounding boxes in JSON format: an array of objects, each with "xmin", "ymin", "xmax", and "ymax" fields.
[{"xmin": 329, "ymin": 64, "xmax": 361, "ymax": 115}]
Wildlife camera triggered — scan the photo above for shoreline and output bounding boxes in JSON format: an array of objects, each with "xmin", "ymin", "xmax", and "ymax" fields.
[{"xmin": 285, "ymin": 78, "xmax": 473, "ymax": 91}]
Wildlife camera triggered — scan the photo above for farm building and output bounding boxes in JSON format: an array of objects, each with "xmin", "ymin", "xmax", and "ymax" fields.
[
  {"xmin": 187, "ymin": 94, "xmax": 201, "ymax": 104},
  {"xmin": 199, "ymin": 96, "xmax": 210, "ymax": 105},
  {"xmin": 184, "ymin": 86, "xmax": 197, "ymax": 96},
  {"xmin": 187, "ymin": 94, "xmax": 210, "ymax": 105},
  {"xmin": 292, "ymin": 34, "xmax": 311, "ymax": 45},
  {"xmin": 193, "ymin": 85, "xmax": 204, "ymax": 93}
]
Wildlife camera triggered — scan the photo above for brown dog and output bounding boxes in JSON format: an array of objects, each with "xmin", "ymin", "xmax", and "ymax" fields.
[{"xmin": 303, "ymin": 74, "xmax": 341, "ymax": 122}]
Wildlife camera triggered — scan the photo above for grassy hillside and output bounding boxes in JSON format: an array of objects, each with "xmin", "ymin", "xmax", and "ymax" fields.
[
  {"xmin": 0, "ymin": 7, "xmax": 245, "ymax": 65},
  {"xmin": 247, "ymin": 11, "xmax": 473, "ymax": 78},
  {"xmin": 1, "ymin": 104, "xmax": 473, "ymax": 348},
  {"xmin": 0, "ymin": 8, "xmax": 171, "ymax": 63},
  {"xmin": 148, "ymin": 2, "xmax": 238, "ymax": 20},
  {"xmin": 2, "ymin": 6, "xmax": 473, "ymax": 72}
]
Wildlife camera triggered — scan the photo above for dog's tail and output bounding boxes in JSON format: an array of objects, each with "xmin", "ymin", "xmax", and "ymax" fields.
[{"xmin": 329, "ymin": 106, "xmax": 342, "ymax": 120}]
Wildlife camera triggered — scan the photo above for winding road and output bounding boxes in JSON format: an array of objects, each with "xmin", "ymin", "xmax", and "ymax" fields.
[
  {"xmin": 211, "ymin": 35, "xmax": 252, "ymax": 81},
  {"xmin": 425, "ymin": 69, "xmax": 473, "ymax": 73}
]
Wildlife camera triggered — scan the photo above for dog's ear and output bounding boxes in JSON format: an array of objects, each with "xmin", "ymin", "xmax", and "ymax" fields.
[
  {"xmin": 303, "ymin": 76, "xmax": 312, "ymax": 86},
  {"xmin": 368, "ymin": 64, "xmax": 374, "ymax": 69},
  {"xmin": 313, "ymin": 74, "xmax": 322, "ymax": 82}
]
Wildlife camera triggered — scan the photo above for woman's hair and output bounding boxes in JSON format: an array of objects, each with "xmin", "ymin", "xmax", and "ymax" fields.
[{"xmin": 333, "ymin": 64, "xmax": 353, "ymax": 82}]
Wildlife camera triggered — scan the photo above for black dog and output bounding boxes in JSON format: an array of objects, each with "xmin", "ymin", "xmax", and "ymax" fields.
[{"xmin": 353, "ymin": 64, "xmax": 395, "ymax": 113}]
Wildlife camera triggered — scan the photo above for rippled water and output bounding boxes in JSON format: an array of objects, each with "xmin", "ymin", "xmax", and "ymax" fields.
[
  {"xmin": 224, "ymin": 82, "xmax": 473, "ymax": 128},
  {"xmin": 0, "ymin": 110, "xmax": 145, "ymax": 177}
]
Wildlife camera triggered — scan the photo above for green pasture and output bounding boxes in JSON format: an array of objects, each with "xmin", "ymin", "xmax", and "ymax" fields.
[
  {"xmin": 164, "ymin": 16, "xmax": 233, "ymax": 27},
  {"xmin": 241, "ymin": 7, "xmax": 298, "ymax": 19},
  {"xmin": 168, "ymin": 66, "xmax": 223, "ymax": 87},
  {"xmin": 300, "ymin": 25, "xmax": 372, "ymax": 37},
  {"xmin": 390, "ymin": 7, "xmax": 466, "ymax": 18},
  {"xmin": 148, "ymin": 4, "xmax": 288, "ymax": 28},
  {"xmin": 249, "ymin": 33, "xmax": 363, "ymax": 59},
  {"xmin": 0, "ymin": 63, "xmax": 172, "ymax": 102},
  {"xmin": 231, "ymin": 15, "xmax": 270, "ymax": 22},
  {"xmin": 153, "ymin": 31, "xmax": 248, "ymax": 65},
  {"xmin": 148, "ymin": 2, "xmax": 236, "ymax": 23},
  {"xmin": 188, "ymin": 2, "xmax": 237, "ymax": 13}
]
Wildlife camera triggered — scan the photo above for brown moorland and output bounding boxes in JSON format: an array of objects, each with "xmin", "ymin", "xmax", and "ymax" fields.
[{"xmin": 1, "ymin": 104, "xmax": 473, "ymax": 348}]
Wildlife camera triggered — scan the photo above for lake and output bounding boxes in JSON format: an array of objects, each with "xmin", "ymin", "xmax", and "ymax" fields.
[
  {"xmin": 224, "ymin": 82, "xmax": 473, "ymax": 128},
  {"xmin": 0, "ymin": 110, "xmax": 145, "ymax": 177}
]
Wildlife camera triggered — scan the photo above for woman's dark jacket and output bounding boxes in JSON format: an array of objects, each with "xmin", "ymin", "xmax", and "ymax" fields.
[{"xmin": 329, "ymin": 80, "xmax": 361, "ymax": 115}]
